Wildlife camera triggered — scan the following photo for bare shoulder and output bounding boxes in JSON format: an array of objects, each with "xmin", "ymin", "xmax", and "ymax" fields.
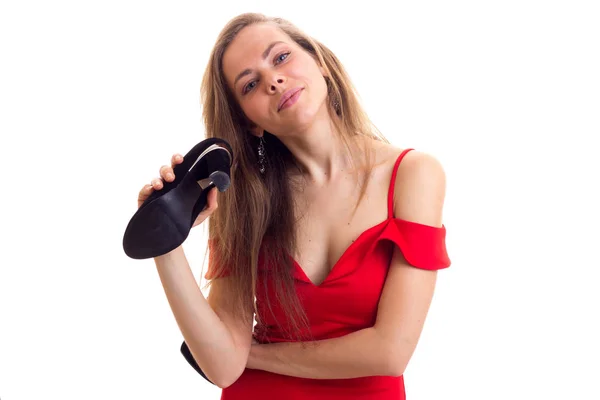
[
  {"xmin": 356, "ymin": 137, "xmax": 402, "ymax": 170},
  {"xmin": 392, "ymin": 147, "xmax": 446, "ymax": 227},
  {"xmin": 395, "ymin": 148, "xmax": 446, "ymax": 182},
  {"xmin": 360, "ymin": 137, "xmax": 446, "ymax": 224},
  {"xmin": 359, "ymin": 136, "xmax": 444, "ymax": 174}
]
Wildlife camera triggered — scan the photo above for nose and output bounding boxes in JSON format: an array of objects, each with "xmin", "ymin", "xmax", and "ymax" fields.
[{"xmin": 267, "ymin": 76, "xmax": 285, "ymax": 93}]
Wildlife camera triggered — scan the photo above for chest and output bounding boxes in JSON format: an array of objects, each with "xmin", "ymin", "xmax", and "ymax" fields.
[
  {"xmin": 291, "ymin": 173, "xmax": 389, "ymax": 286},
  {"xmin": 255, "ymin": 222, "xmax": 395, "ymax": 337}
]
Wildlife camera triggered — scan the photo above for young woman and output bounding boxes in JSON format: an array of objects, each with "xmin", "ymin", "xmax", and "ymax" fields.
[{"xmin": 139, "ymin": 12, "xmax": 451, "ymax": 400}]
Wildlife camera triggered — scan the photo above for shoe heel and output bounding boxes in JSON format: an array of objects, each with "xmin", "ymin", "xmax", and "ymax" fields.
[
  {"xmin": 193, "ymin": 144, "xmax": 231, "ymax": 188},
  {"xmin": 187, "ymin": 147, "xmax": 231, "ymax": 222},
  {"xmin": 208, "ymin": 170, "xmax": 230, "ymax": 192},
  {"xmin": 196, "ymin": 170, "xmax": 230, "ymax": 192}
]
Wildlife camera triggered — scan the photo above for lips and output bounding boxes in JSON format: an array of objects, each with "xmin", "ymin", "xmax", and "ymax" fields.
[{"xmin": 278, "ymin": 87, "xmax": 303, "ymax": 112}]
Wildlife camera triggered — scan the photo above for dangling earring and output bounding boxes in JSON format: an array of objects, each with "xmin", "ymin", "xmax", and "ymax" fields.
[
  {"xmin": 333, "ymin": 99, "xmax": 340, "ymax": 113},
  {"xmin": 257, "ymin": 136, "xmax": 266, "ymax": 174},
  {"xmin": 325, "ymin": 76, "xmax": 341, "ymax": 115}
]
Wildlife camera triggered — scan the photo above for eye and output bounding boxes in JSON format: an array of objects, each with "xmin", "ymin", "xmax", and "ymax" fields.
[
  {"xmin": 242, "ymin": 51, "xmax": 291, "ymax": 95},
  {"xmin": 275, "ymin": 51, "xmax": 290, "ymax": 64},
  {"xmin": 243, "ymin": 80, "xmax": 257, "ymax": 94}
]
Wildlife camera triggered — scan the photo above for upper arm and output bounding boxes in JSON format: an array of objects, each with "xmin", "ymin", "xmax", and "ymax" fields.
[
  {"xmin": 205, "ymin": 239, "xmax": 255, "ymax": 355},
  {"xmin": 206, "ymin": 277, "xmax": 254, "ymax": 386},
  {"xmin": 206, "ymin": 277, "xmax": 254, "ymax": 349},
  {"xmin": 391, "ymin": 150, "xmax": 446, "ymax": 225},
  {"xmin": 374, "ymin": 150, "xmax": 447, "ymax": 376}
]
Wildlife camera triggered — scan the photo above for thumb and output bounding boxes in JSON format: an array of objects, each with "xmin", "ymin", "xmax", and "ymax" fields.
[{"xmin": 206, "ymin": 187, "xmax": 219, "ymax": 210}]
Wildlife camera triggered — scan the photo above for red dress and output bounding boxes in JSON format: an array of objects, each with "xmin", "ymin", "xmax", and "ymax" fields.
[{"xmin": 205, "ymin": 148, "xmax": 451, "ymax": 399}]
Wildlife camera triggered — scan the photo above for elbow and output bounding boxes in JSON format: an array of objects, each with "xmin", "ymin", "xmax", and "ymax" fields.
[
  {"xmin": 182, "ymin": 342, "xmax": 247, "ymax": 389},
  {"xmin": 384, "ymin": 345, "xmax": 409, "ymax": 377},
  {"xmin": 215, "ymin": 373, "xmax": 239, "ymax": 389},
  {"xmin": 213, "ymin": 355, "xmax": 248, "ymax": 389},
  {"xmin": 378, "ymin": 332, "xmax": 417, "ymax": 377},
  {"xmin": 215, "ymin": 369, "xmax": 243, "ymax": 389},
  {"xmin": 215, "ymin": 379, "xmax": 232, "ymax": 390},
  {"xmin": 386, "ymin": 358, "xmax": 407, "ymax": 377}
]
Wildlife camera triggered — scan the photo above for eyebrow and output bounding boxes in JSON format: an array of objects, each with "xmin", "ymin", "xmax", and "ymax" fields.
[{"xmin": 233, "ymin": 41, "xmax": 286, "ymax": 87}]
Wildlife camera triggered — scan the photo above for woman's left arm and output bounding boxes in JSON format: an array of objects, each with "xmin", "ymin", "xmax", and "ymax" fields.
[
  {"xmin": 247, "ymin": 327, "xmax": 393, "ymax": 379},
  {"xmin": 247, "ymin": 151, "xmax": 446, "ymax": 379}
]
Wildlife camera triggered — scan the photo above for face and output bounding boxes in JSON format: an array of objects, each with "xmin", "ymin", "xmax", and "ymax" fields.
[{"xmin": 222, "ymin": 23, "xmax": 329, "ymax": 138}]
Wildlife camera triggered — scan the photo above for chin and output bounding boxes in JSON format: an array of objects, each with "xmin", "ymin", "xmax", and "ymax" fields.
[
  {"xmin": 270, "ymin": 98, "xmax": 328, "ymax": 136},
  {"xmin": 294, "ymin": 98, "xmax": 328, "ymax": 122}
]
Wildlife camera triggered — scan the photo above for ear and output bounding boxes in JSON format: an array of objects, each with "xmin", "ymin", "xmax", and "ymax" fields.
[
  {"xmin": 243, "ymin": 117, "xmax": 264, "ymax": 137},
  {"xmin": 310, "ymin": 53, "xmax": 328, "ymax": 77},
  {"xmin": 249, "ymin": 124, "xmax": 264, "ymax": 138},
  {"xmin": 319, "ymin": 65, "xmax": 328, "ymax": 78}
]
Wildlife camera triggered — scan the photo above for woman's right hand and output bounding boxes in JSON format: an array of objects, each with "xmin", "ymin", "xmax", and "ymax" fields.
[{"xmin": 137, "ymin": 153, "xmax": 219, "ymax": 228}]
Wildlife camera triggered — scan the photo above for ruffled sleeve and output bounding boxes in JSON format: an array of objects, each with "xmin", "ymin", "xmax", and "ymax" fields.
[
  {"xmin": 203, "ymin": 239, "xmax": 232, "ymax": 280},
  {"xmin": 380, "ymin": 218, "xmax": 451, "ymax": 270}
]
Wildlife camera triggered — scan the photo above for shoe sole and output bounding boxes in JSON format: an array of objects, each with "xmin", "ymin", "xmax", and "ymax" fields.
[{"xmin": 123, "ymin": 140, "xmax": 232, "ymax": 259}]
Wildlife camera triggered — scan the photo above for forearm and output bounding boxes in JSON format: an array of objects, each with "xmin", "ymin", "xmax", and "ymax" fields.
[
  {"xmin": 154, "ymin": 246, "xmax": 243, "ymax": 387},
  {"xmin": 248, "ymin": 327, "xmax": 394, "ymax": 379}
]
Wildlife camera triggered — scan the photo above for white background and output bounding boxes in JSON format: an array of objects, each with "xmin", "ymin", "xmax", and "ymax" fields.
[{"xmin": 1, "ymin": 0, "xmax": 599, "ymax": 399}]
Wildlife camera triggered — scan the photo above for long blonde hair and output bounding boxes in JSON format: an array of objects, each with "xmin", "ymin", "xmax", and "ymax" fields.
[{"xmin": 200, "ymin": 12, "xmax": 388, "ymax": 342}]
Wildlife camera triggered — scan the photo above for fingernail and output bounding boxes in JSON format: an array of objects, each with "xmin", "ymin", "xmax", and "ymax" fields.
[{"xmin": 167, "ymin": 173, "xmax": 174, "ymax": 180}]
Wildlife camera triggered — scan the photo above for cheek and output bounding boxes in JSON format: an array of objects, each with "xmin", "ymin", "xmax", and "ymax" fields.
[
  {"xmin": 301, "ymin": 64, "xmax": 327, "ymax": 94},
  {"xmin": 306, "ymin": 73, "xmax": 328, "ymax": 103},
  {"xmin": 242, "ymin": 97, "xmax": 270, "ymax": 122}
]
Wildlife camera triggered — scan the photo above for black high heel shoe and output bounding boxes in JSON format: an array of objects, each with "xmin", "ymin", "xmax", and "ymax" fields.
[
  {"xmin": 123, "ymin": 138, "xmax": 233, "ymax": 260},
  {"xmin": 180, "ymin": 341, "xmax": 215, "ymax": 385}
]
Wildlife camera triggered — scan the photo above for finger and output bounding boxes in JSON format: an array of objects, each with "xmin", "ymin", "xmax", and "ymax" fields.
[
  {"xmin": 138, "ymin": 184, "xmax": 154, "ymax": 204},
  {"xmin": 150, "ymin": 178, "xmax": 163, "ymax": 190},
  {"xmin": 159, "ymin": 165, "xmax": 174, "ymax": 181},
  {"xmin": 206, "ymin": 187, "xmax": 219, "ymax": 210},
  {"xmin": 138, "ymin": 183, "xmax": 154, "ymax": 198},
  {"xmin": 171, "ymin": 153, "xmax": 183, "ymax": 167},
  {"xmin": 196, "ymin": 188, "xmax": 218, "ymax": 219}
]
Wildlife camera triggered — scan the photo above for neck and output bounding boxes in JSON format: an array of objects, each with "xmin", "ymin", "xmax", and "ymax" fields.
[{"xmin": 278, "ymin": 108, "xmax": 354, "ymax": 185}]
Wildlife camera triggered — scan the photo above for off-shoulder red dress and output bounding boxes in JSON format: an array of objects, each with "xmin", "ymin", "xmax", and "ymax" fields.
[{"xmin": 205, "ymin": 148, "xmax": 451, "ymax": 399}]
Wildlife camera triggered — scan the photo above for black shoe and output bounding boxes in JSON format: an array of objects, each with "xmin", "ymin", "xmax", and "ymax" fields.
[
  {"xmin": 123, "ymin": 138, "xmax": 233, "ymax": 260},
  {"xmin": 180, "ymin": 341, "xmax": 215, "ymax": 385}
]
